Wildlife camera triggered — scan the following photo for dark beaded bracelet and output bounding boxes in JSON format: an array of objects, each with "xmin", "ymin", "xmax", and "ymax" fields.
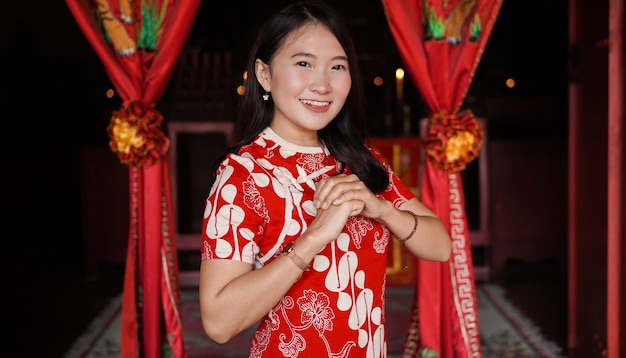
[
  {"xmin": 391, "ymin": 210, "xmax": 419, "ymax": 270},
  {"xmin": 391, "ymin": 210, "xmax": 419, "ymax": 242}
]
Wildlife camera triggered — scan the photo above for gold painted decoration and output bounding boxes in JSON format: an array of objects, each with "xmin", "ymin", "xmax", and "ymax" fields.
[
  {"xmin": 107, "ymin": 99, "xmax": 169, "ymax": 167},
  {"xmin": 423, "ymin": 109, "xmax": 483, "ymax": 173}
]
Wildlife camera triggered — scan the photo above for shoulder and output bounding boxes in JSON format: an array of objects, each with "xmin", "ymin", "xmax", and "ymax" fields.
[
  {"xmin": 364, "ymin": 147, "xmax": 392, "ymax": 172},
  {"xmin": 214, "ymin": 151, "xmax": 264, "ymax": 182},
  {"xmin": 367, "ymin": 147, "xmax": 386, "ymax": 163}
]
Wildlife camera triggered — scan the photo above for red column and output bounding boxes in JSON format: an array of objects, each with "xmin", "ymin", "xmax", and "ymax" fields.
[{"xmin": 607, "ymin": 0, "xmax": 624, "ymax": 356}]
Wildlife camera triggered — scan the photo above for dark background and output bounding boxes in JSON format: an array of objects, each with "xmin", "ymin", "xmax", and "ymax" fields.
[
  {"xmin": 0, "ymin": 0, "xmax": 567, "ymax": 313},
  {"xmin": 0, "ymin": 1, "xmax": 570, "ymax": 356}
]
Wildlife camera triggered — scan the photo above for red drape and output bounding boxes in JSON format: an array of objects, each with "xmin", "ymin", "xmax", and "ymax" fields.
[
  {"xmin": 66, "ymin": 1, "xmax": 201, "ymax": 357},
  {"xmin": 381, "ymin": 0, "xmax": 502, "ymax": 357}
]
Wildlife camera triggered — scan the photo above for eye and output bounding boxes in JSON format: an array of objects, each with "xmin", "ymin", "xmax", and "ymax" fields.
[
  {"xmin": 297, "ymin": 61, "xmax": 310, "ymax": 68},
  {"xmin": 331, "ymin": 64, "xmax": 346, "ymax": 71}
]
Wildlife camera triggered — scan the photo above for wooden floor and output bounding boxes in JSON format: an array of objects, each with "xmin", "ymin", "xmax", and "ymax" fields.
[{"xmin": 14, "ymin": 259, "xmax": 567, "ymax": 358}]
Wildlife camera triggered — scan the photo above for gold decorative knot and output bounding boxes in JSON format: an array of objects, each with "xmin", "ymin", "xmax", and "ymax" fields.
[
  {"xmin": 110, "ymin": 118, "xmax": 146, "ymax": 154},
  {"xmin": 107, "ymin": 99, "xmax": 169, "ymax": 168},
  {"xmin": 423, "ymin": 109, "xmax": 483, "ymax": 173},
  {"xmin": 445, "ymin": 130, "xmax": 476, "ymax": 163}
]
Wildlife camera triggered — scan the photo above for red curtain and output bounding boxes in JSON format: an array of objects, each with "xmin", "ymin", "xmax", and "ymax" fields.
[
  {"xmin": 381, "ymin": 0, "xmax": 502, "ymax": 357},
  {"xmin": 66, "ymin": 0, "xmax": 201, "ymax": 357}
]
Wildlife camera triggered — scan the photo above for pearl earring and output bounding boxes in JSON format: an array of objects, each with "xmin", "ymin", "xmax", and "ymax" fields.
[{"xmin": 263, "ymin": 92, "xmax": 270, "ymax": 101}]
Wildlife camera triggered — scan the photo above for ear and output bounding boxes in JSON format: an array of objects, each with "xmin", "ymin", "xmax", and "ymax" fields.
[{"xmin": 255, "ymin": 59, "xmax": 271, "ymax": 92}]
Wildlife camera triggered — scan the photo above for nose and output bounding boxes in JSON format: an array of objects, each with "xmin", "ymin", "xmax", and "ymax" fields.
[{"xmin": 309, "ymin": 70, "xmax": 331, "ymax": 94}]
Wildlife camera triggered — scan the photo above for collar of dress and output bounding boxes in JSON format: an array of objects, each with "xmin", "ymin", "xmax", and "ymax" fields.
[{"xmin": 259, "ymin": 127, "xmax": 335, "ymax": 191}]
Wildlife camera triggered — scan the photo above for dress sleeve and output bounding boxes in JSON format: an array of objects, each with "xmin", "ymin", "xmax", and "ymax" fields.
[
  {"xmin": 369, "ymin": 148, "xmax": 416, "ymax": 208},
  {"xmin": 200, "ymin": 153, "xmax": 263, "ymax": 264}
]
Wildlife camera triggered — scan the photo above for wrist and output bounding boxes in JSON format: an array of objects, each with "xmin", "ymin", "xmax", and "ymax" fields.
[
  {"xmin": 281, "ymin": 241, "xmax": 310, "ymax": 271},
  {"xmin": 375, "ymin": 199, "xmax": 398, "ymax": 225},
  {"xmin": 391, "ymin": 210, "xmax": 419, "ymax": 242}
]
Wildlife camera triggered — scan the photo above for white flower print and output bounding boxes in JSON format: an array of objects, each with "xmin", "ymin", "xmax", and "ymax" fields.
[
  {"xmin": 297, "ymin": 152, "xmax": 326, "ymax": 173},
  {"xmin": 243, "ymin": 176, "xmax": 269, "ymax": 223},
  {"xmin": 297, "ymin": 289, "xmax": 335, "ymax": 334},
  {"xmin": 278, "ymin": 334, "xmax": 306, "ymax": 358},
  {"xmin": 250, "ymin": 323, "xmax": 272, "ymax": 358},
  {"xmin": 346, "ymin": 216, "xmax": 373, "ymax": 249}
]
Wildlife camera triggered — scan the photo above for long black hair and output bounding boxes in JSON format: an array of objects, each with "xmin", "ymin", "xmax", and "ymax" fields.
[{"xmin": 215, "ymin": 0, "xmax": 389, "ymax": 193}]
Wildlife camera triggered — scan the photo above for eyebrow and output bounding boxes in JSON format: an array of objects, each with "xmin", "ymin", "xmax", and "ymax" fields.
[{"xmin": 291, "ymin": 52, "xmax": 348, "ymax": 62}]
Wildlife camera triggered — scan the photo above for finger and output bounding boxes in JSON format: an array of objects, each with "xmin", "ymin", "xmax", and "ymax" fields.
[
  {"xmin": 321, "ymin": 199, "xmax": 364, "ymax": 220},
  {"xmin": 314, "ymin": 174, "xmax": 347, "ymax": 208},
  {"xmin": 348, "ymin": 199, "xmax": 365, "ymax": 216},
  {"xmin": 313, "ymin": 175, "xmax": 336, "ymax": 201},
  {"xmin": 330, "ymin": 180, "xmax": 368, "ymax": 206}
]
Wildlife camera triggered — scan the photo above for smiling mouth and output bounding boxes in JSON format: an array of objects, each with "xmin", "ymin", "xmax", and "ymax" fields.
[{"xmin": 300, "ymin": 99, "xmax": 330, "ymax": 108}]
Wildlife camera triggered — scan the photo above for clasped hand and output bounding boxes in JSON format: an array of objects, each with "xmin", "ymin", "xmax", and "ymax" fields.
[{"xmin": 306, "ymin": 174, "xmax": 384, "ymax": 245}]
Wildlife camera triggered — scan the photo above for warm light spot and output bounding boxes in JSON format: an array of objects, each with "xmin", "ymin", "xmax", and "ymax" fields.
[
  {"xmin": 373, "ymin": 77, "xmax": 383, "ymax": 86},
  {"xmin": 105, "ymin": 88, "xmax": 115, "ymax": 98},
  {"xmin": 505, "ymin": 78, "xmax": 515, "ymax": 88},
  {"xmin": 445, "ymin": 131, "xmax": 475, "ymax": 163},
  {"xmin": 395, "ymin": 68, "xmax": 404, "ymax": 80},
  {"xmin": 238, "ymin": 72, "xmax": 247, "ymax": 95},
  {"xmin": 110, "ymin": 117, "xmax": 144, "ymax": 154}
]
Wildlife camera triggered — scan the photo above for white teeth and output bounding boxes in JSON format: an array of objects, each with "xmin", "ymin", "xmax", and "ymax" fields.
[{"xmin": 301, "ymin": 99, "xmax": 329, "ymax": 107}]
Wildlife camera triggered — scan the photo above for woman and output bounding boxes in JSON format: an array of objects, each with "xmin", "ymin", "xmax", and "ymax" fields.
[{"xmin": 199, "ymin": 1, "xmax": 452, "ymax": 357}]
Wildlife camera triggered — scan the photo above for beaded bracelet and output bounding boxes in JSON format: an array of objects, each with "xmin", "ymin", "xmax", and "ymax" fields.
[
  {"xmin": 391, "ymin": 210, "xmax": 419, "ymax": 270},
  {"xmin": 391, "ymin": 210, "xmax": 419, "ymax": 242}
]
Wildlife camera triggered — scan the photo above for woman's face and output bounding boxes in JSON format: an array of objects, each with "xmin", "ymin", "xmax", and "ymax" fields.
[{"xmin": 255, "ymin": 23, "xmax": 351, "ymax": 146}]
